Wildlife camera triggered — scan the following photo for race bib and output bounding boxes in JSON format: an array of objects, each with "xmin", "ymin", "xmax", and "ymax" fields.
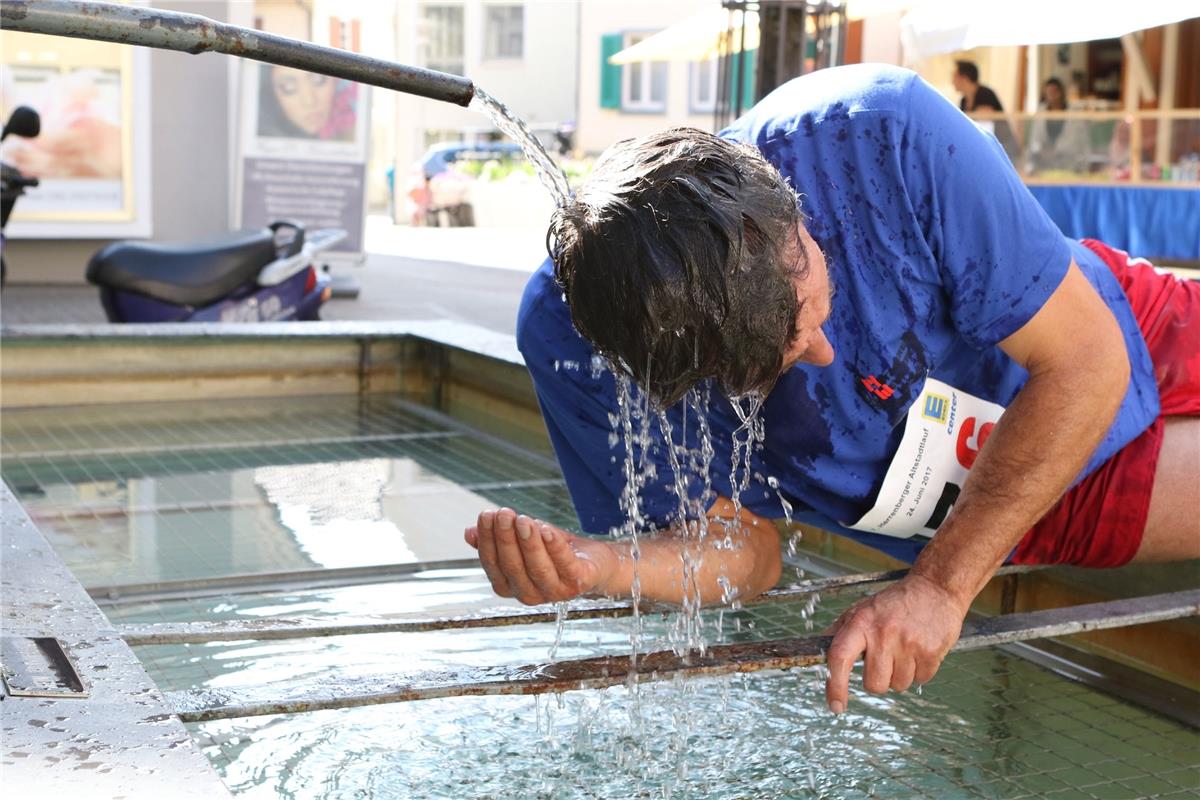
[{"xmin": 848, "ymin": 377, "xmax": 1005, "ymax": 538}]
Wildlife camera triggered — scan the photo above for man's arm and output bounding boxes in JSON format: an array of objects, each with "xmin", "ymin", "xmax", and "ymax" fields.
[
  {"xmin": 825, "ymin": 260, "xmax": 1129, "ymax": 713},
  {"xmin": 465, "ymin": 496, "xmax": 782, "ymax": 607}
]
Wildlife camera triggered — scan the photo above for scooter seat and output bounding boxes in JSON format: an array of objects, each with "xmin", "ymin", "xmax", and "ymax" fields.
[{"xmin": 86, "ymin": 229, "xmax": 276, "ymax": 307}]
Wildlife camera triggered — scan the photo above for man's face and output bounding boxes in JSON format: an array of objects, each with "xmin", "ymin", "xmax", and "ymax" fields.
[
  {"xmin": 951, "ymin": 71, "xmax": 968, "ymax": 94},
  {"xmin": 780, "ymin": 223, "xmax": 835, "ymax": 372}
]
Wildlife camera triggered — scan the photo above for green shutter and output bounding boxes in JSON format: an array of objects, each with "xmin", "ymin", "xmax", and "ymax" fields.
[
  {"xmin": 742, "ymin": 48, "xmax": 758, "ymax": 106},
  {"xmin": 600, "ymin": 34, "xmax": 623, "ymax": 109},
  {"xmin": 728, "ymin": 48, "xmax": 758, "ymax": 112}
]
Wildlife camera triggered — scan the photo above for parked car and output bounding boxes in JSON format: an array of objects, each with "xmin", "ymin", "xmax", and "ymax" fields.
[{"xmin": 405, "ymin": 141, "xmax": 524, "ymax": 227}]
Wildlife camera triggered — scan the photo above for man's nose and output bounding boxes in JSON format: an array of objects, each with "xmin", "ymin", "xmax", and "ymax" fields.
[{"xmin": 798, "ymin": 329, "xmax": 835, "ymax": 367}]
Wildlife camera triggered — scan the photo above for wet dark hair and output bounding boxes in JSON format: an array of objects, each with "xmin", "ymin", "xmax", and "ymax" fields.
[
  {"xmin": 955, "ymin": 60, "xmax": 979, "ymax": 84},
  {"xmin": 548, "ymin": 128, "xmax": 803, "ymax": 408}
]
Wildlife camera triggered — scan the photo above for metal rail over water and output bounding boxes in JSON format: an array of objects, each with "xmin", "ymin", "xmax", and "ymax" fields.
[
  {"xmin": 0, "ymin": 0, "xmax": 475, "ymax": 106},
  {"xmin": 165, "ymin": 589, "xmax": 1200, "ymax": 721},
  {"xmin": 118, "ymin": 564, "xmax": 1043, "ymax": 644}
]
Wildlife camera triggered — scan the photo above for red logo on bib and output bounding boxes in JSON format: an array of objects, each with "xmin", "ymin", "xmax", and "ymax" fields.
[{"xmin": 956, "ymin": 417, "xmax": 994, "ymax": 469}]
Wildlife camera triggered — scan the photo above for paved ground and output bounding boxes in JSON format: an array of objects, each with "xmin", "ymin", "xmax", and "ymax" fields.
[{"xmin": 0, "ymin": 218, "xmax": 545, "ymax": 335}]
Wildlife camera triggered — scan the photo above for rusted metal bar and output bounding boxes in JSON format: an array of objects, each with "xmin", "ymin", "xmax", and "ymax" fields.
[
  {"xmin": 0, "ymin": 0, "xmax": 475, "ymax": 107},
  {"xmin": 165, "ymin": 589, "xmax": 1200, "ymax": 721},
  {"xmin": 119, "ymin": 564, "xmax": 1042, "ymax": 644},
  {"xmin": 169, "ymin": 636, "xmax": 832, "ymax": 722}
]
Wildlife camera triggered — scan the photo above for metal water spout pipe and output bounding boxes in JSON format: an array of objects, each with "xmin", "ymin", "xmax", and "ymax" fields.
[{"xmin": 0, "ymin": 0, "xmax": 475, "ymax": 108}]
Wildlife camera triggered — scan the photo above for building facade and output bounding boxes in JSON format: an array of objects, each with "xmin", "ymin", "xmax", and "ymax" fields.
[
  {"xmin": 390, "ymin": 2, "xmax": 579, "ymax": 182},
  {"xmin": 575, "ymin": 0, "xmax": 723, "ymax": 156}
]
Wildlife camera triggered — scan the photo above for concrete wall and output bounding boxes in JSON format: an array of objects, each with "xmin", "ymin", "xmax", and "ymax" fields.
[
  {"xmin": 860, "ymin": 11, "xmax": 903, "ymax": 67},
  {"xmin": 255, "ymin": 0, "xmax": 311, "ymax": 40},
  {"xmin": 575, "ymin": 0, "xmax": 713, "ymax": 156},
  {"xmin": 392, "ymin": 1, "xmax": 580, "ymax": 176},
  {"xmin": 5, "ymin": 1, "xmax": 243, "ymax": 286}
]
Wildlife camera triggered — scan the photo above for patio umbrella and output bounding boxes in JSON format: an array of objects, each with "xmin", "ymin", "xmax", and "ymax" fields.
[
  {"xmin": 901, "ymin": 0, "xmax": 1198, "ymax": 62},
  {"xmin": 608, "ymin": 8, "xmax": 760, "ymax": 65}
]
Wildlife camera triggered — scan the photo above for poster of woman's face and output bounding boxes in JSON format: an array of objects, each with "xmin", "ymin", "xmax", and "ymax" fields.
[{"xmin": 257, "ymin": 64, "xmax": 358, "ymax": 142}]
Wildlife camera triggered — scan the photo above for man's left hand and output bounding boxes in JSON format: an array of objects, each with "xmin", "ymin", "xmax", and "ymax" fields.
[{"xmin": 824, "ymin": 574, "xmax": 969, "ymax": 714}]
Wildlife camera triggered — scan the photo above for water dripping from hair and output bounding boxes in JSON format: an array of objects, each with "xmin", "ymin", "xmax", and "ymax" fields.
[{"xmin": 725, "ymin": 391, "xmax": 767, "ymax": 565}]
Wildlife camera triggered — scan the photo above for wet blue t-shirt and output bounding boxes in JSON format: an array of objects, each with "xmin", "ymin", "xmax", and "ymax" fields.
[{"xmin": 517, "ymin": 65, "xmax": 1159, "ymax": 563}]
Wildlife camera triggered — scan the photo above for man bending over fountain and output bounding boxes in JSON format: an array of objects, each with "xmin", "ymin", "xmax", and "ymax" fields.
[{"xmin": 464, "ymin": 65, "xmax": 1200, "ymax": 713}]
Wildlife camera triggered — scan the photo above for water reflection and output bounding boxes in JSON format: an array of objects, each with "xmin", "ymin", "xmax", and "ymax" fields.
[{"xmin": 13, "ymin": 456, "xmax": 484, "ymax": 587}]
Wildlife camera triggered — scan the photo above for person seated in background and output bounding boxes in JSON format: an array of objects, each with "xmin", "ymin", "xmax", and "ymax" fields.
[
  {"xmin": 952, "ymin": 60, "xmax": 1002, "ymax": 114},
  {"xmin": 1027, "ymin": 77, "xmax": 1090, "ymax": 175},
  {"xmin": 466, "ymin": 65, "xmax": 1200, "ymax": 715},
  {"xmin": 952, "ymin": 60, "xmax": 1019, "ymax": 161}
]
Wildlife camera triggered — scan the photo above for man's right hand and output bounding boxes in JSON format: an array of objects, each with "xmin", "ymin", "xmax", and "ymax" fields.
[{"xmin": 464, "ymin": 508, "xmax": 615, "ymax": 605}]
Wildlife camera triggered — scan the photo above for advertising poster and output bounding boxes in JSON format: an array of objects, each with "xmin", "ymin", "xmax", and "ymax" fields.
[
  {"xmin": 0, "ymin": 30, "xmax": 152, "ymax": 237},
  {"xmin": 237, "ymin": 61, "xmax": 370, "ymax": 259}
]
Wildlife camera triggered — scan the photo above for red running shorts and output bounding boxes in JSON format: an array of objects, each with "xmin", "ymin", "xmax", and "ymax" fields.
[{"xmin": 1011, "ymin": 239, "xmax": 1200, "ymax": 568}]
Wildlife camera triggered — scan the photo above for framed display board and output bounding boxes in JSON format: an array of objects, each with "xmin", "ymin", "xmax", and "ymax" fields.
[{"xmin": 0, "ymin": 28, "xmax": 152, "ymax": 238}]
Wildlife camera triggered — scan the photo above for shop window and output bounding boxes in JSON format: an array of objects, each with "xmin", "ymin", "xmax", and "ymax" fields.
[
  {"xmin": 484, "ymin": 5, "xmax": 524, "ymax": 60},
  {"xmin": 690, "ymin": 59, "xmax": 718, "ymax": 113},
  {"xmin": 421, "ymin": 5, "xmax": 464, "ymax": 75},
  {"xmin": 620, "ymin": 32, "xmax": 668, "ymax": 113}
]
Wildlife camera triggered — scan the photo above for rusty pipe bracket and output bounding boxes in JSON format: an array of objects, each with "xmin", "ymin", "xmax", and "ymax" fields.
[{"xmin": 0, "ymin": 0, "xmax": 475, "ymax": 107}]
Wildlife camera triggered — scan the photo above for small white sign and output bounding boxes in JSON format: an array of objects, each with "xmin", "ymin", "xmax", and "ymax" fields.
[{"xmin": 848, "ymin": 377, "xmax": 1006, "ymax": 538}]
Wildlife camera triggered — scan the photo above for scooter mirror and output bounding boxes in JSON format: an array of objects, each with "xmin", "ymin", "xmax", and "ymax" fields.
[{"xmin": 2, "ymin": 106, "xmax": 41, "ymax": 141}]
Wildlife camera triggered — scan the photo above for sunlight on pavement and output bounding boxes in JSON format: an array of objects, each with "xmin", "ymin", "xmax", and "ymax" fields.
[{"xmin": 364, "ymin": 215, "xmax": 546, "ymax": 273}]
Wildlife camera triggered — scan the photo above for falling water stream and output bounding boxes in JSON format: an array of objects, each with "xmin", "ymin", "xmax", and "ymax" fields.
[
  {"xmin": 469, "ymin": 85, "xmax": 788, "ymax": 794},
  {"xmin": 470, "ymin": 87, "xmax": 573, "ymax": 207}
]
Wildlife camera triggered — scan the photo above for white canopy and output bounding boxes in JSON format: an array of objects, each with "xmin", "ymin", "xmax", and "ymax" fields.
[
  {"xmin": 606, "ymin": 2, "xmax": 905, "ymax": 65},
  {"xmin": 901, "ymin": 0, "xmax": 1199, "ymax": 62},
  {"xmin": 608, "ymin": 9, "xmax": 759, "ymax": 65}
]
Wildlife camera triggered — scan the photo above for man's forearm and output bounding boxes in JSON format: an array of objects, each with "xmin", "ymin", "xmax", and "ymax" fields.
[
  {"xmin": 911, "ymin": 352, "xmax": 1129, "ymax": 604},
  {"xmin": 594, "ymin": 520, "xmax": 782, "ymax": 605}
]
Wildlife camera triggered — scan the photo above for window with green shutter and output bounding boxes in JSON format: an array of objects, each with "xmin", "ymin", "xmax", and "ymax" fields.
[
  {"xmin": 600, "ymin": 33, "xmax": 623, "ymax": 109},
  {"xmin": 728, "ymin": 48, "xmax": 758, "ymax": 114}
]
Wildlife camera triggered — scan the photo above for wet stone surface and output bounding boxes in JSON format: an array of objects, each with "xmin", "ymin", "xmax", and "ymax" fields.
[{"xmin": 1, "ymin": 485, "xmax": 232, "ymax": 797}]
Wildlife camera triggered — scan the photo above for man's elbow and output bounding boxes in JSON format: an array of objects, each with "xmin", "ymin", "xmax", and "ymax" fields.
[
  {"xmin": 1107, "ymin": 345, "xmax": 1131, "ymax": 412},
  {"xmin": 1090, "ymin": 317, "xmax": 1131, "ymax": 417},
  {"xmin": 1035, "ymin": 309, "xmax": 1129, "ymax": 417}
]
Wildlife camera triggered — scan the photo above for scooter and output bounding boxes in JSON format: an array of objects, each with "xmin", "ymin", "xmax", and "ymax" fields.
[
  {"xmin": 1, "ymin": 106, "xmax": 43, "ymax": 286},
  {"xmin": 2, "ymin": 105, "xmax": 341, "ymax": 321},
  {"xmin": 88, "ymin": 221, "xmax": 343, "ymax": 322}
]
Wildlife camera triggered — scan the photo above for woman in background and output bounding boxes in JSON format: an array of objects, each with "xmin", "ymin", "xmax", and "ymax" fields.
[{"xmin": 1027, "ymin": 77, "xmax": 1090, "ymax": 175}]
